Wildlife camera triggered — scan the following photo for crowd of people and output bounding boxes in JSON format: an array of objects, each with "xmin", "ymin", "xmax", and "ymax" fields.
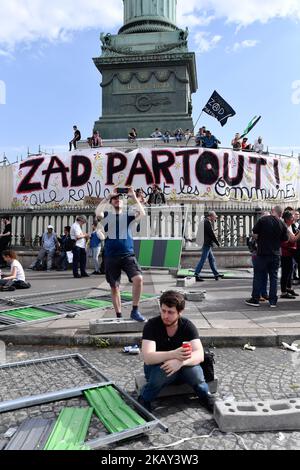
[
  {"xmin": 69, "ymin": 124, "xmax": 268, "ymax": 154},
  {"xmin": 246, "ymin": 206, "xmax": 300, "ymax": 307},
  {"xmin": 231, "ymin": 133, "xmax": 266, "ymax": 153}
]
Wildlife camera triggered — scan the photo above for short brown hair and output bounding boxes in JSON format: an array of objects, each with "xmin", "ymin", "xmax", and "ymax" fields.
[
  {"xmin": 2, "ymin": 250, "xmax": 17, "ymax": 260},
  {"xmin": 159, "ymin": 290, "xmax": 185, "ymax": 313}
]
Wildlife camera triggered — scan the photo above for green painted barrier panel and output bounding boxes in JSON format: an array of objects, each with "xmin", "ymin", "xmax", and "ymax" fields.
[
  {"xmin": 0, "ymin": 308, "xmax": 57, "ymax": 322},
  {"xmin": 69, "ymin": 299, "xmax": 113, "ymax": 309},
  {"xmin": 84, "ymin": 386, "xmax": 146, "ymax": 434},
  {"xmin": 44, "ymin": 407, "xmax": 93, "ymax": 451},
  {"xmin": 138, "ymin": 240, "xmax": 155, "ymax": 267},
  {"xmin": 164, "ymin": 240, "xmax": 183, "ymax": 268},
  {"xmin": 134, "ymin": 239, "xmax": 182, "ymax": 269}
]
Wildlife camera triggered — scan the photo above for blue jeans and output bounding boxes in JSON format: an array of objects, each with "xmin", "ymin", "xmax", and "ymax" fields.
[
  {"xmin": 252, "ymin": 255, "xmax": 280, "ymax": 305},
  {"xmin": 195, "ymin": 245, "xmax": 219, "ymax": 277},
  {"xmin": 58, "ymin": 251, "xmax": 68, "ymax": 270},
  {"xmin": 252, "ymin": 255, "xmax": 268, "ymax": 297},
  {"xmin": 141, "ymin": 364, "xmax": 209, "ymax": 403}
]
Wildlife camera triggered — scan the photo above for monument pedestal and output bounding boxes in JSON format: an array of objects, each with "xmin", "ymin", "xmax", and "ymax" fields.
[{"xmin": 93, "ymin": 0, "xmax": 198, "ymax": 139}]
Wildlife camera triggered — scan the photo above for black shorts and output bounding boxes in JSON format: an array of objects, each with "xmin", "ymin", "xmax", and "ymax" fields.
[{"xmin": 105, "ymin": 255, "xmax": 142, "ymax": 288}]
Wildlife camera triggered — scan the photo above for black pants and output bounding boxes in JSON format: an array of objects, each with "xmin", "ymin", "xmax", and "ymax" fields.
[
  {"xmin": 72, "ymin": 246, "xmax": 87, "ymax": 277},
  {"xmin": 0, "ymin": 239, "xmax": 10, "ymax": 266},
  {"xmin": 281, "ymin": 256, "xmax": 293, "ymax": 293},
  {"xmin": 69, "ymin": 138, "xmax": 80, "ymax": 151}
]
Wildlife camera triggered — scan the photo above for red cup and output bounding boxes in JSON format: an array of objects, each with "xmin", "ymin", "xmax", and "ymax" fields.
[{"xmin": 182, "ymin": 342, "xmax": 192, "ymax": 353}]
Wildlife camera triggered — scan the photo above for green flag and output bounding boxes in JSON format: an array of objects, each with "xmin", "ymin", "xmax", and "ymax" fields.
[{"xmin": 240, "ymin": 116, "xmax": 261, "ymax": 139}]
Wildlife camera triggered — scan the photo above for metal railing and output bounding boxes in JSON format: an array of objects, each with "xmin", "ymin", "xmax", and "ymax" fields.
[{"xmin": 0, "ymin": 205, "xmax": 266, "ymax": 250}]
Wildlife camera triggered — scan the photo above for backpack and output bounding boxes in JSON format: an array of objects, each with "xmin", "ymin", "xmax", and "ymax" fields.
[
  {"xmin": 246, "ymin": 236, "xmax": 257, "ymax": 254},
  {"xmin": 201, "ymin": 350, "xmax": 215, "ymax": 383}
]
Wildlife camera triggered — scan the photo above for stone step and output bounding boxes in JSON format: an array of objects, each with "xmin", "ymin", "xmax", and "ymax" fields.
[
  {"xmin": 214, "ymin": 398, "xmax": 300, "ymax": 432},
  {"xmin": 89, "ymin": 318, "xmax": 145, "ymax": 334}
]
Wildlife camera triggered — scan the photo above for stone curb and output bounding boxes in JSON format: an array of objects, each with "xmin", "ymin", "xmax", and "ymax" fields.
[{"xmin": 1, "ymin": 330, "xmax": 300, "ymax": 348}]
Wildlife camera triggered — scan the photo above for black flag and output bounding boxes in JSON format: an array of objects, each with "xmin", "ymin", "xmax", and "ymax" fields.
[{"xmin": 203, "ymin": 91, "xmax": 236, "ymax": 127}]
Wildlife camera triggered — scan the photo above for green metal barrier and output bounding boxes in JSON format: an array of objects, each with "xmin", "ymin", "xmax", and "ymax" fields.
[
  {"xmin": 44, "ymin": 407, "xmax": 93, "ymax": 451},
  {"xmin": 84, "ymin": 386, "xmax": 146, "ymax": 434}
]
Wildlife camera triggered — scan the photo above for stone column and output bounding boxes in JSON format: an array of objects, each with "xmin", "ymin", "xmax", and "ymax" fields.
[{"xmin": 123, "ymin": 0, "xmax": 177, "ymax": 24}]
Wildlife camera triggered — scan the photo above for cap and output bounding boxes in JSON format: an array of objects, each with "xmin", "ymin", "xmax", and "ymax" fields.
[{"xmin": 47, "ymin": 225, "xmax": 54, "ymax": 230}]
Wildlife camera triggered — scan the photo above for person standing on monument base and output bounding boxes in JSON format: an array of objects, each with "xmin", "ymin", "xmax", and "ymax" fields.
[{"xmin": 96, "ymin": 188, "xmax": 146, "ymax": 322}]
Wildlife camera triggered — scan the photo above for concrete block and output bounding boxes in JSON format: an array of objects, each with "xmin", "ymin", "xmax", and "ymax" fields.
[
  {"xmin": 214, "ymin": 398, "xmax": 300, "ymax": 432},
  {"xmin": 176, "ymin": 277, "xmax": 196, "ymax": 288},
  {"xmin": 184, "ymin": 291, "xmax": 206, "ymax": 302},
  {"xmin": 135, "ymin": 375, "xmax": 218, "ymax": 398},
  {"xmin": 89, "ymin": 318, "xmax": 145, "ymax": 335},
  {"xmin": 0, "ymin": 341, "xmax": 5, "ymax": 364}
]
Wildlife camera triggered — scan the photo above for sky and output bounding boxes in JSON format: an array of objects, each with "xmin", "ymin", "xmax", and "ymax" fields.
[{"xmin": 0, "ymin": 0, "xmax": 299, "ymax": 163}]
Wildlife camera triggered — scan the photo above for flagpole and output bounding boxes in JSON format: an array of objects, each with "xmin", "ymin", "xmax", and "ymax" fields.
[{"xmin": 186, "ymin": 110, "xmax": 204, "ymax": 146}]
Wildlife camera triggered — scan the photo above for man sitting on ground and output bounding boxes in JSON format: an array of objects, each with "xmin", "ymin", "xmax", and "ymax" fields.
[
  {"xmin": 0, "ymin": 250, "xmax": 30, "ymax": 291},
  {"xmin": 138, "ymin": 290, "xmax": 214, "ymax": 412}
]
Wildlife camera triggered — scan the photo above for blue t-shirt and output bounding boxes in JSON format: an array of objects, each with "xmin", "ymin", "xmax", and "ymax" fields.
[
  {"xmin": 90, "ymin": 231, "xmax": 101, "ymax": 248},
  {"xmin": 103, "ymin": 211, "xmax": 136, "ymax": 257}
]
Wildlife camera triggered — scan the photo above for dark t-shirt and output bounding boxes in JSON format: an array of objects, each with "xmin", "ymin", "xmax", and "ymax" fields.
[
  {"xmin": 253, "ymin": 215, "xmax": 288, "ymax": 256},
  {"xmin": 142, "ymin": 316, "xmax": 199, "ymax": 352},
  {"xmin": 103, "ymin": 211, "xmax": 136, "ymax": 257},
  {"xmin": 2, "ymin": 223, "xmax": 12, "ymax": 243}
]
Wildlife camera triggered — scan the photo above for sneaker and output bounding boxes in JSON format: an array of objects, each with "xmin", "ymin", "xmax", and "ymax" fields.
[
  {"xmin": 215, "ymin": 274, "xmax": 224, "ymax": 280},
  {"xmin": 81, "ymin": 273, "xmax": 90, "ymax": 278},
  {"xmin": 270, "ymin": 304, "xmax": 277, "ymax": 308},
  {"xmin": 199, "ymin": 394, "xmax": 215, "ymax": 413},
  {"xmin": 280, "ymin": 293, "xmax": 296, "ymax": 299},
  {"xmin": 245, "ymin": 298, "xmax": 260, "ymax": 307},
  {"xmin": 287, "ymin": 290, "xmax": 299, "ymax": 297},
  {"xmin": 131, "ymin": 310, "xmax": 146, "ymax": 322},
  {"xmin": 195, "ymin": 275, "xmax": 204, "ymax": 282},
  {"xmin": 138, "ymin": 396, "xmax": 152, "ymax": 413},
  {"xmin": 116, "ymin": 313, "xmax": 123, "ymax": 319}
]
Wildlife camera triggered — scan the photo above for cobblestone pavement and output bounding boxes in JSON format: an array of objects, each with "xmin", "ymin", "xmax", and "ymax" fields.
[{"xmin": 1, "ymin": 345, "xmax": 300, "ymax": 451}]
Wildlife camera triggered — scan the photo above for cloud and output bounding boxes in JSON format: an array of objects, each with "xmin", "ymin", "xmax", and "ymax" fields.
[
  {"xmin": 0, "ymin": 0, "xmax": 122, "ymax": 50},
  {"xmin": 177, "ymin": 0, "xmax": 300, "ymax": 28},
  {"xmin": 226, "ymin": 39, "xmax": 260, "ymax": 53},
  {"xmin": 194, "ymin": 32, "xmax": 222, "ymax": 53},
  {"xmin": 0, "ymin": 1, "xmax": 299, "ymax": 51}
]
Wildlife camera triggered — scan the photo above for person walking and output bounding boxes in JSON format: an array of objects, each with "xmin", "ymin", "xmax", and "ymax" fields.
[
  {"xmin": 194, "ymin": 211, "xmax": 223, "ymax": 281},
  {"xmin": 70, "ymin": 216, "xmax": 89, "ymax": 278}
]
